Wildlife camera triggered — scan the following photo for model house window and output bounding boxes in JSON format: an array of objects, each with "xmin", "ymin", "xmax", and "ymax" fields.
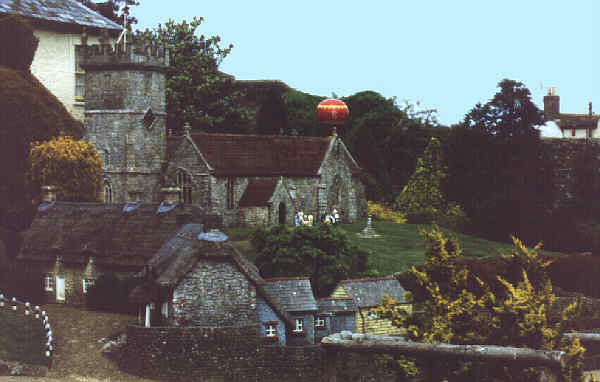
[
  {"xmin": 44, "ymin": 274, "xmax": 54, "ymax": 292},
  {"xmin": 176, "ymin": 170, "xmax": 192, "ymax": 203},
  {"xmin": 264, "ymin": 322, "xmax": 278, "ymax": 339},
  {"xmin": 75, "ymin": 46, "xmax": 85, "ymax": 100},
  {"xmin": 82, "ymin": 279, "xmax": 95, "ymax": 294},
  {"xmin": 103, "ymin": 181, "xmax": 112, "ymax": 204},
  {"xmin": 315, "ymin": 316, "xmax": 326, "ymax": 329},
  {"xmin": 294, "ymin": 318, "xmax": 304, "ymax": 333},
  {"xmin": 227, "ymin": 177, "xmax": 234, "ymax": 209},
  {"xmin": 161, "ymin": 302, "xmax": 169, "ymax": 318}
]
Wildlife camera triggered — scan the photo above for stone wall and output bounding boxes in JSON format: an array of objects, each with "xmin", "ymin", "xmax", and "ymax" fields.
[
  {"xmin": 171, "ymin": 259, "xmax": 258, "ymax": 327},
  {"xmin": 84, "ymin": 42, "xmax": 168, "ymax": 203},
  {"xmin": 122, "ymin": 325, "xmax": 324, "ymax": 382}
]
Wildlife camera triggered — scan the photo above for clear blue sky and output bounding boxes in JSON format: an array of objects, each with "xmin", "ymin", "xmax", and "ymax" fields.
[{"xmin": 129, "ymin": 0, "xmax": 598, "ymax": 126}]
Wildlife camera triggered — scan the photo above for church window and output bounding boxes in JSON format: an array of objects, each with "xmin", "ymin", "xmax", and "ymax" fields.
[
  {"xmin": 176, "ymin": 170, "xmax": 192, "ymax": 203},
  {"xmin": 227, "ymin": 178, "xmax": 235, "ymax": 209},
  {"xmin": 74, "ymin": 46, "xmax": 85, "ymax": 100},
  {"xmin": 104, "ymin": 149, "xmax": 110, "ymax": 167},
  {"xmin": 103, "ymin": 182, "xmax": 112, "ymax": 204}
]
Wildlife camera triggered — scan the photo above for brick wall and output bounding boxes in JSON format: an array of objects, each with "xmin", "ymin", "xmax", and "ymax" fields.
[{"xmin": 122, "ymin": 325, "xmax": 324, "ymax": 381}]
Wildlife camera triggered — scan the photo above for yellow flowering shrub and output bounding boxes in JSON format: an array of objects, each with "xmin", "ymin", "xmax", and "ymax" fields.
[
  {"xmin": 26, "ymin": 136, "xmax": 103, "ymax": 202},
  {"xmin": 373, "ymin": 226, "xmax": 585, "ymax": 381},
  {"xmin": 367, "ymin": 201, "xmax": 406, "ymax": 224}
]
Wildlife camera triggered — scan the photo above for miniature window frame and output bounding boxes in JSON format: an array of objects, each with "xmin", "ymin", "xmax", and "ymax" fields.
[
  {"xmin": 74, "ymin": 46, "xmax": 85, "ymax": 101},
  {"xmin": 315, "ymin": 316, "xmax": 326, "ymax": 330},
  {"xmin": 263, "ymin": 321, "xmax": 279, "ymax": 341},
  {"xmin": 293, "ymin": 318, "xmax": 304, "ymax": 334},
  {"xmin": 82, "ymin": 279, "xmax": 95, "ymax": 294},
  {"xmin": 176, "ymin": 170, "xmax": 193, "ymax": 204},
  {"xmin": 103, "ymin": 181, "xmax": 112, "ymax": 204},
  {"xmin": 44, "ymin": 274, "xmax": 54, "ymax": 292}
]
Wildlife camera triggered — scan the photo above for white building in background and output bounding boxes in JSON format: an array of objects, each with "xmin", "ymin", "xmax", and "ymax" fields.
[
  {"xmin": 0, "ymin": 0, "xmax": 120, "ymax": 121},
  {"xmin": 540, "ymin": 88, "xmax": 600, "ymax": 139}
]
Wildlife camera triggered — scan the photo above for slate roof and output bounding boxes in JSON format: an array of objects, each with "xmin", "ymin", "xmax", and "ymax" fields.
[
  {"xmin": 129, "ymin": 224, "xmax": 295, "ymax": 328},
  {"xmin": 238, "ymin": 178, "xmax": 278, "ymax": 207},
  {"xmin": 18, "ymin": 202, "xmax": 221, "ymax": 268},
  {"xmin": 317, "ymin": 297, "xmax": 357, "ymax": 314},
  {"xmin": 186, "ymin": 133, "xmax": 334, "ymax": 176},
  {"xmin": 334, "ymin": 277, "xmax": 406, "ymax": 308},
  {"xmin": 0, "ymin": 0, "xmax": 121, "ymax": 31},
  {"xmin": 263, "ymin": 277, "xmax": 318, "ymax": 313},
  {"xmin": 555, "ymin": 114, "xmax": 600, "ymax": 130}
]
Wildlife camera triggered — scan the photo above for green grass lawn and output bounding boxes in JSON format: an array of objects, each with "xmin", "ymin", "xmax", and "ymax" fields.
[
  {"xmin": 0, "ymin": 305, "xmax": 47, "ymax": 365},
  {"xmin": 223, "ymin": 222, "xmax": 557, "ymax": 276}
]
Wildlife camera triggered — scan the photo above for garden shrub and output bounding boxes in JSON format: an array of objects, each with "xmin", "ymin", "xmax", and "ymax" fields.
[
  {"xmin": 367, "ymin": 201, "xmax": 406, "ymax": 223},
  {"xmin": 374, "ymin": 226, "xmax": 585, "ymax": 382},
  {"xmin": 252, "ymin": 224, "xmax": 372, "ymax": 297},
  {"xmin": 395, "ymin": 137, "xmax": 468, "ymax": 230},
  {"xmin": 0, "ymin": 15, "xmax": 38, "ymax": 71}
]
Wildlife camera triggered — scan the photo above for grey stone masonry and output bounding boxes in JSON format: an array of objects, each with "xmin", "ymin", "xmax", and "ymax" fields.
[{"xmin": 82, "ymin": 42, "xmax": 169, "ymax": 203}]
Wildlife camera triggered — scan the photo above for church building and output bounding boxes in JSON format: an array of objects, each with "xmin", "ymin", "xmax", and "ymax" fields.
[{"xmin": 81, "ymin": 37, "xmax": 366, "ymax": 227}]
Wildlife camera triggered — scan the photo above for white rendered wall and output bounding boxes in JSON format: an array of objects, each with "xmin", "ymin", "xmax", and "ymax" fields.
[{"xmin": 30, "ymin": 29, "xmax": 111, "ymax": 122}]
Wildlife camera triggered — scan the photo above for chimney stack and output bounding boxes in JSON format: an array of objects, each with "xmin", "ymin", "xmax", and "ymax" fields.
[
  {"xmin": 161, "ymin": 187, "xmax": 180, "ymax": 205},
  {"xmin": 589, "ymin": 102, "xmax": 593, "ymax": 116},
  {"xmin": 543, "ymin": 88, "xmax": 560, "ymax": 121},
  {"xmin": 41, "ymin": 186, "xmax": 57, "ymax": 203}
]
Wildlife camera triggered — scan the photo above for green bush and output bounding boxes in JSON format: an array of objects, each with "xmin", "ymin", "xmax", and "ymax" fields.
[
  {"xmin": 252, "ymin": 224, "xmax": 372, "ymax": 297},
  {"xmin": 0, "ymin": 15, "xmax": 39, "ymax": 71}
]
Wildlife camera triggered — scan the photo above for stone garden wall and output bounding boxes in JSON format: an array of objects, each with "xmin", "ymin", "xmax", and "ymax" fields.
[{"xmin": 122, "ymin": 324, "xmax": 323, "ymax": 382}]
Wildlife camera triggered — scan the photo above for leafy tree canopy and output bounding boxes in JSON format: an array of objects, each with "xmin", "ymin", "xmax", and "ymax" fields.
[
  {"xmin": 138, "ymin": 18, "xmax": 252, "ymax": 134},
  {"xmin": 256, "ymin": 89, "xmax": 288, "ymax": 135},
  {"xmin": 252, "ymin": 224, "xmax": 372, "ymax": 297},
  {"xmin": 26, "ymin": 136, "xmax": 103, "ymax": 203},
  {"xmin": 462, "ymin": 79, "xmax": 544, "ymax": 140},
  {"xmin": 445, "ymin": 79, "xmax": 551, "ymax": 243}
]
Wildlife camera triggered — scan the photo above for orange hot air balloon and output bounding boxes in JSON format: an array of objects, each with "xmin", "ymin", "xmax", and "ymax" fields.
[{"xmin": 317, "ymin": 99, "xmax": 349, "ymax": 126}]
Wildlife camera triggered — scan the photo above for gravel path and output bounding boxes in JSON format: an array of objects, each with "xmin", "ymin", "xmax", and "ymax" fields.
[{"xmin": 0, "ymin": 304, "xmax": 156, "ymax": 382}]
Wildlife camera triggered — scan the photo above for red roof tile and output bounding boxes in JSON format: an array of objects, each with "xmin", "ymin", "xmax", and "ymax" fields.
[
  {"xmin": 238, "ymin": 178, "xmax": 278, "ymax": 207},
  {"xmin": 190, "ymin": 133, "xmax": 332, "ymax": 176}
]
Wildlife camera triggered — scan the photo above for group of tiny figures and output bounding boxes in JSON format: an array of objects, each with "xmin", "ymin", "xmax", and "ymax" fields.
[{"xmin": 294, "ymin": 209, "xmax": 340, "ymax": 226}]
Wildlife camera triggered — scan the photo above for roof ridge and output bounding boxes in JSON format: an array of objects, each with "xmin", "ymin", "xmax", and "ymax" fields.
[
  {"xmin": 339, "ymin": 276, "xmax": 397, "ymax": 283},
  {"xmin": 318, "ymin": 297, "xmax": 355, "ymax": 301},
  {"xmin": 265, "ymin": 276, "xmax": 310, "ymax": 282},
  {"xmin": 190, "ymin": 132, "xmax": 330, "ymax": 140}
]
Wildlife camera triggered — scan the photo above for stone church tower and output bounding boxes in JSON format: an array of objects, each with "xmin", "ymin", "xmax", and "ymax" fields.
[{"xmin": 82, "ymin": 39, "xmax": 169, "ymax": 203}]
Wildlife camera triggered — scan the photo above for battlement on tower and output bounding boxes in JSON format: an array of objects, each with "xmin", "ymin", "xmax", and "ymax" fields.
[{"xmin": 81, "ymin": 39, "xmax": 169, "ymax": 71}]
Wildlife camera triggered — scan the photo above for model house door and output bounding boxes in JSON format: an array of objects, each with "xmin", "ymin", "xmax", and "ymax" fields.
[{"xmin": 56, "ymin": 276, "xmax": 65, "ymax": 301}]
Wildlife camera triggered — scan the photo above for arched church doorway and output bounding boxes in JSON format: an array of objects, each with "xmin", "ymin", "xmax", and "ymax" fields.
[{"xmin": 278, "ymin": 202, "xmax": 287, "ymax": 225}]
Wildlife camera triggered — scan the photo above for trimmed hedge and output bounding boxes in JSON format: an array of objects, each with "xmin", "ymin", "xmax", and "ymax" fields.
[{"xmin": 0, "ymin": 15, "xmax": 38, "ymax": 71}]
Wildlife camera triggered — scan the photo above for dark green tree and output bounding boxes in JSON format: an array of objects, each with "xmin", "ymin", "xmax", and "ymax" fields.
[
  {"xmin": 0, "ymin": 15, "xmax": 39, "ymax": 71},
  {"xmin": 462, "ymin": 79, "xmax": 544, "ymax": 139},
  {"xmin": 445, "ymin": 79, "xmax": 551, "ymax": 243},
  {"xmin": 252, "ymin": 224, "xmax": 371, "ymax": 297},
  {"xmin": 139, "ymin": 18, "xmax": 251, "ymax": 134},
  {"xmin": 256, "ymin": 90, "xmax": 288, "ymax": 135},
  {"xmin": 0, "ymin": 16, "xmax": 84, "ymax": 231},
  {"xmin": 282, "ymin": 89, "xmax": 324, "ymax": 136}
]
